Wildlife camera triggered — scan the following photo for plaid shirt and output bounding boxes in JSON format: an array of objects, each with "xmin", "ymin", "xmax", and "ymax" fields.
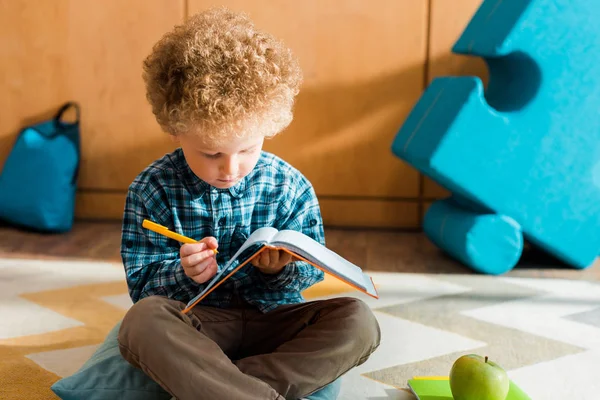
[{"xmin": 121, "ymin": 148, "xmax": 325, "ymax": 313}]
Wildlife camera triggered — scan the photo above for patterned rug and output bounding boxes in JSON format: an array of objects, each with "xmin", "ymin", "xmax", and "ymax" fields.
[{"xmin": 1, "ymin": 257, "xmax": 599, "ymax": 399}]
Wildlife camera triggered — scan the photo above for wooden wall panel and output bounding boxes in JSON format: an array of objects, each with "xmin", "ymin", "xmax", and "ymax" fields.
[
  {"xmin": 67, "ymin": 1, "xmax": 185, "ymax": 190},
  {"xmin": 320, "ymin": 199, "xmax": 420, "ymax": 229},
  {"xmin": 76, "ymin": 192, "xmax": 127, "ymax": 221},
  {"xmin": 189, "ymin": 0, "xmax": 428, "ymax": 202},
  {"xmin": 0, "ymin": 2, "xmax": 71, "ymax": 172},
  {"xmin": 423, "ymin": 0, "xmax": 489, "ymax": 200},
  {"xmin": 1, "ymin": 1, "xmax": 184, "ymax": 190},
  {"xmin": 2, "ymin": 1, "xmax": 429, "ymax": 228}
]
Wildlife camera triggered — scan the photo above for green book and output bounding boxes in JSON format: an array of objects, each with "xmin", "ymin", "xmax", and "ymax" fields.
[{"xmin": 407, "ymin": 377, "xmax": 531, "ymax": 400}]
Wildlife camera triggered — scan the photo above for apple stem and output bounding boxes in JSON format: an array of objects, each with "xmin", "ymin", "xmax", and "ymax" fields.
[{"xmin": 485, "ymin": 356, "xmax": 488, "ymax": 363}]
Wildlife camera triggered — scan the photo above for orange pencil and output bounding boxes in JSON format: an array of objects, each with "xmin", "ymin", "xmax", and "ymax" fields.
[{"xmin": 142, "ymin": 219, "xmax": 218, "ymax": 254}]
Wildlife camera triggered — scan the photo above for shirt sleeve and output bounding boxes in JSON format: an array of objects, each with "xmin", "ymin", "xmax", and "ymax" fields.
[
  {"xmin": 258, "ymin": 178, "xmax": 325, "ymax": 292},
  {"xmin": 121, "ymin": 189, "xmax": 202, "ymax": 303}
]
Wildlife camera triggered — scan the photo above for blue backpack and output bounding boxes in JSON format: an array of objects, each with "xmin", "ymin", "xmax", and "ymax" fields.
[{"xmin": 0, "ymin": 102, "xmax": 81, "ymax": 232}]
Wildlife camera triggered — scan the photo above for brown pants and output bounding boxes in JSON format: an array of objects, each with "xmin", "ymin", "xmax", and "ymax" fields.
[{"xmin": 118, "ymin": 295, "xmax": 380, "ymax": 400}]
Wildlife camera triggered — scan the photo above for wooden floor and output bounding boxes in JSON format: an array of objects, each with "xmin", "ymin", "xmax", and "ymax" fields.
[{"xmin": 1, "ymin": 221, "xmax": 599, "ymax": 281}]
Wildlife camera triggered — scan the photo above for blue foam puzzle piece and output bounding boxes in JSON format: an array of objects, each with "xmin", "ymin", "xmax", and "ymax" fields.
[{"xmin": 391, "ymin": 0, "xmax": 600, "ymax": 271}]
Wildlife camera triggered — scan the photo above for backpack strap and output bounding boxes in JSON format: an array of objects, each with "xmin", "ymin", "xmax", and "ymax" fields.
[
  {"xmin": 54, "ymin": 102, "xmax": 81, "ymax": 129},
  {"xmin": 53, "ymin": 102, "xmax": 82, "ymax": 185}
]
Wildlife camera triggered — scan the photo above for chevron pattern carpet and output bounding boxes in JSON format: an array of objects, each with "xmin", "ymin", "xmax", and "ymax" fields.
[{"xmin": 1, "ymin": 257, "xmax": 599, "ymax": 399}]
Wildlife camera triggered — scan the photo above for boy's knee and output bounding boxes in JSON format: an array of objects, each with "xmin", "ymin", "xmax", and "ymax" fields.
[
  {"xmin": 118, "ymin": 296, "xmax": 180, "ymax": 367},
  {"xmin": 124, "ymin": 295, "xmax": 163, "ymax": 323},
  {"xmin": 350, "ymin": 298, "xmax": 380, "ymax": 340},
  {"xmin": 119, "ymin": 295, "xmax": 177, "ymax": 344},
  {"xmin": 334, "ymin": 297, "xmax": 381, "ymax": 353}
]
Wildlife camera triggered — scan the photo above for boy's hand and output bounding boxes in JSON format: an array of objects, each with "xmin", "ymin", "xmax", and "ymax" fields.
[
  {"xmin": 180, "ymin": 237, "xmax": 219, "ymax": 284},
  {"xmin": 251, "ymin": 248, "xmax": 294, "ymax": 275}
]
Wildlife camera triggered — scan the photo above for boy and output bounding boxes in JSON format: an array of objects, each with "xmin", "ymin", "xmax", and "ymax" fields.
[{"xmin": 118, "ymin": 7, "xmax": 380, "ymax": 400}]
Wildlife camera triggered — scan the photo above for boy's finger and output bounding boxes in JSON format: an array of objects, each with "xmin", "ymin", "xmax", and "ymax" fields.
[
  {"xmin": 181, "ymin": 249, "xmax": 215, "ymax": 268},
  {"xmin": 195, "ymin": 259, "xmax": 218, "ymax": 283},
  {"xmin": 261, "ymin": 250, "xmax": 270, "ymax": 267},
  {"xmin": 279, "ymin": 251, "xmax": 293, "ymax": 266},
  {"xmin": 269, "ymin": 249, "xmax": 279, "ymax": 266},
  {"xmin": 185, "ymin": 256, "xmax": 214, "ymax": 277},
  {"xmin": 184, "ymin": 262, "xmax": 207, "ymax": 278},
  {"xmin": 200, "ymin": 236, "xmax": 219, "ymax": 252},
  {"xmin": 180, "ymin": 242, "xmax": 207, "ymax": 257}
]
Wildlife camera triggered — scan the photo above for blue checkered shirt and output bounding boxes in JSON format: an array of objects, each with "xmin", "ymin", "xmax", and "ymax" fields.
[{"xmin": 121, "ymin": 148, "xmax": 325, "ymax": 313}]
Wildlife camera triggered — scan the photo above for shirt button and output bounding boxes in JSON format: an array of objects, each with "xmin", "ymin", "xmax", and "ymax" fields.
[
  {"xmin": 218, "ymin": 218, "xmax": 226, "ymax": 226},
  {"xmin": 309, "ymin": 219, "xmax": 317, "ymax": 227}
]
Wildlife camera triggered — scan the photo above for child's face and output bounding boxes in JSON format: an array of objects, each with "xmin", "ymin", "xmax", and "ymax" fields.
[{"xmin": 175, "ymin": 133, "xmax": 265, "ymax": 189}]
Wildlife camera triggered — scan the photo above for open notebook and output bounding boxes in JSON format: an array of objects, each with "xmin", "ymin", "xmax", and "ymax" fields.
[
  {"xmin": 182, "ymin": 227, "xmax": 379, "ymax": 313},
  {"xmin": 407, "ymin": 376, "xmax": 531, "ymax": 400}
]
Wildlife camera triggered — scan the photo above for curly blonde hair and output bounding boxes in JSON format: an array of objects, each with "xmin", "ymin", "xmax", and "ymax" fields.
[{"xmin": 142, "ymin": 7, "xmax": 303, "ymax": 144}]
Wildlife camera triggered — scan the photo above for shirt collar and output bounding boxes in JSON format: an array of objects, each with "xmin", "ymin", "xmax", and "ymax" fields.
[{"xmin": 173, "ymin": 148, "xmax": 246, "ymax": 199}]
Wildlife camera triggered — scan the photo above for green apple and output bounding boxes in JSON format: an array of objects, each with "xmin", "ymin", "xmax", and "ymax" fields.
[{"xmin": 449, "ymin": 354, "xmax": 509, "ymax": 400}]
